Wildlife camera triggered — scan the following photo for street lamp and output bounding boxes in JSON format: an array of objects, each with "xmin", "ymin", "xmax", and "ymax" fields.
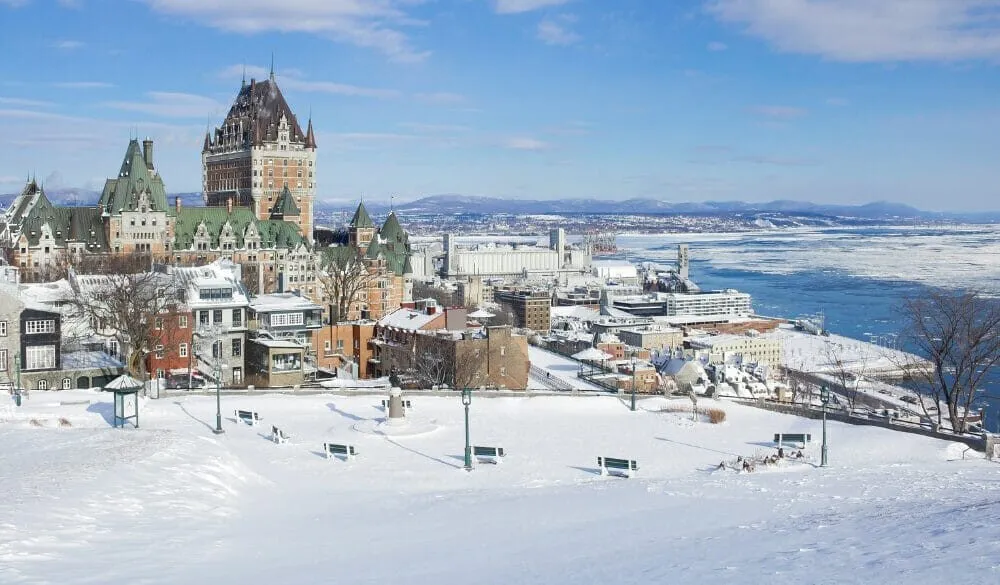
[
  {"xmin": 462, "ymin": 388, "xmax": 472, "ymax": 471},
  {"xmin": 820, "ymin": 385, "xmax": 830, "ymax": 467},
  {"xmin": 195, "ymin": 328, "xmax": 225, "ymax": 435},
  {"xmin": 630, "ymin": 356, "xmax": 637, "ymax": 412}
]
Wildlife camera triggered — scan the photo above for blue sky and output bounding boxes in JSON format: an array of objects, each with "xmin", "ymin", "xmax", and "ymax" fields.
[{"xmin": 1, "ymin": 0, "xmax": 998, "ymax": 211}]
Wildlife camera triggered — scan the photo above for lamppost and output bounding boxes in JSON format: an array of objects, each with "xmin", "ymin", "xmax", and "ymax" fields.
[
  {"xmin": 462, "ymin": 388, "xmax": 472, "ymax": 471},
  {"xmin": 630, "ymin": 355, "xmax": 637, "ymax": 412},
  {"xmin": 195, "ymin": 328, "xmax": 225, "ymax": 435},
  {"xmin": 820, "ymin": 385, "xmax": 830, "ymax": 467},
  {"xmin": 13, "ymin": 354, "xmax": 22, "ymax": 407},
  {"xmin": 213, "ymin": 342, "xmax": 224, "ymax": 435}
]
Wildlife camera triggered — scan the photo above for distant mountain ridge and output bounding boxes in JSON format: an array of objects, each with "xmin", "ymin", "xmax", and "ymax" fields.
[{"xmin": 3, "ymin": 190, "xmax": 997, "ymax": 223}]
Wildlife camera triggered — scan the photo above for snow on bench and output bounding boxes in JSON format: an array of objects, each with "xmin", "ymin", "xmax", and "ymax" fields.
[
  {"xmin": 774, "ymin": 433, "xmax": 812, "ymax": 447},
  {"xmin": 324, "ymin": 443, "xmax": 358, "ymax": 460},
  {"xmin": 271, "ymin": 425, "xmax": 290, "ymax": 444},
  {"xmin": 598, "ymin": 456, "xmax": 637, "ymax": 478},
  {"xmin": 235, "ymin": 409, "xmax": 261, "ymax": 426},
  {"xmin": 473, "ymin": 445, "xmax": 505, "ymax": 465}
]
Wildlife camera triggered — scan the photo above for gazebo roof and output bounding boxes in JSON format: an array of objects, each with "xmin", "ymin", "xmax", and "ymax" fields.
[{"xmin": 104, "ymin": 374, "xmax": 144, "ymax": 392}]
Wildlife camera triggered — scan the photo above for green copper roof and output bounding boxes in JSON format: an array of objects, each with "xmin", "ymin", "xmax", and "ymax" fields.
[
  {"xmin": 97, "ymin": 140, "xmax": 171, "ymax": 217},
  {"xmin": 271, "ymin": 186, "xmax": 300, "ymax": 217},
  {"xmin": 174, "ymin": 206, "xmax": 304, "ymax": 250},
  {"xmin": 349, "ymin": 202, "xmax": 374, "ymax": 229},
  {"xmin": 19, "ymin": 206, "xmax": 107, "ymax": 250},
  {"xmin": 380, "ymin": 211, "xmax": 405, "ymax": 241}
]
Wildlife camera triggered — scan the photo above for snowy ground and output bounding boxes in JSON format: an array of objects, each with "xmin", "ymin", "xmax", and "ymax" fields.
[{"xmin": 2, "ymin": 389, "xmax": 999, "ymax": 584}]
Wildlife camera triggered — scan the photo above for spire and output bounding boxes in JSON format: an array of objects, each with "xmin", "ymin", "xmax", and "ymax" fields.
[
  {"xmin": 269, "ymin": 53, "xmax": 275, "ymax": 81},
  {"xmin": 305, "ymin": 117, "xmax": 317, "ymax": 149},
  {"xmin": 203, "ymin": 130, "xmax": 212, "ymax": 152},
  {"xmin": 349, "ymin": 201, "xmax": 374, "ymax": 229},
  {"xmin": 241, "ymin": 63, "xmax": 246, "ymax": 89}
]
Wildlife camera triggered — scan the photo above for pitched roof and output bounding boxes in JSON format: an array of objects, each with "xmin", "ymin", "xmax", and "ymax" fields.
[
  {"xmin": 271, "ymin": 186, "xmax": 300, "ymax": 217},
  {"xmin": 18, "ymin": 206, "xmax": 108, "ymax": 250},
  {"xmin": 3, "ymin": 179, "xmax": 53, "ymax": 232},
  {"xmin": 97, "ymin": 139, "xmax": 171, "ymax": 217},
  {"xmin": 174, "ymin": 206, "xmax": 305, "ymax": 250},
  {"xmin": 206, "ymin": 78, "xmax": 305, "ymax": 150},
  {"xmin": 350, "ymin": 202, "xmax": 374, "ymax": 229}
]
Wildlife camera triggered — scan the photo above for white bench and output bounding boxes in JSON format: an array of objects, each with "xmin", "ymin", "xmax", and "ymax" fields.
[
  {"xmin": 598, "ymin": 456, "xmax": 638, "ymax": 478},
  {"xmin": 235, "ymin": 409, "xmax": 261, "ymax": 426},
  {"xmin": 271, "ymin": 425, "xmax": 290, "ymax": 444},
  {"xmin": 473, "ymin": 445, "xmax": 505, "ymax": 465},
  {"xmin": 324, "ymin": 443, "xmax": 358, "ymax": 460}
]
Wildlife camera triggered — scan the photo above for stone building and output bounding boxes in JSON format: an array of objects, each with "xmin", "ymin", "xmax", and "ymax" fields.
[
  {"xmin": 493, "ymin": 288, "xmax": 551, "ymax": 332},
  {"xmin": 202, "ymin": 69, "xmax": 317, "ymax": 243}
]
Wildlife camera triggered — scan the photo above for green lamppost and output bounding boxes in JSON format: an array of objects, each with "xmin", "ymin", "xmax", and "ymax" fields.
[
  {"xmin": 630, "ymin": 356, "xmax": 637, "ymax": 412},
  {"xmin": 213, "ymin": 343, "xmax": 224, "ymax": 435},
  {"xmin": 13, "ymin": 354, "xmax": 22, "ymax": 407},
  {"xmin": 820, "ymin": 385, "xmax": 830, "ymax": 467},
  {"xmin": 462, "ymin": 388, "xmax": 472, "ymax": 471}
]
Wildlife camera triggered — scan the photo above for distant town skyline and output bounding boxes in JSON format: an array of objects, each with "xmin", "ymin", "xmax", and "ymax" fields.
[{"xmin": 1, "ymin": 0, "xmax": 998, "ymax": 211}]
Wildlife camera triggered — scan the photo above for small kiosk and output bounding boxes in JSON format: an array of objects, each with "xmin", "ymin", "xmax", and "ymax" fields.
[{"xmin": 104, "ymin": 374, "xmax": 142, "ymax": 429}]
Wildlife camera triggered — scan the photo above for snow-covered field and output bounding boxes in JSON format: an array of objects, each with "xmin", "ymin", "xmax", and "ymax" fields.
[{"xmin": 3, "ymin": 390, "xmax": 999, "ymax": 584}]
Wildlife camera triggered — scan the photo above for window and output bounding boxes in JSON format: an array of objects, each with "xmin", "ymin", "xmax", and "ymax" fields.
[
  {"xmin": 336, "ymin": 340, "xmax": 344, "ymax": 351},
  {"xmin": 500, "ymin": 367, "xmax": 507, "ymax": 377},
  {"xmin": 179, "ymin": 315, "xmax": 188, "ymax": 328},
  {"xmin": 0, "ymin": 349, "xmax": 6, "ymax": 371},
  {"xmin": 155, "ymin": 317, "xmax": 163, "ymax": 330},
  {"xmin": 232, "ymin": 309, "xmax": 242, "ymax": 327},
  {"xmin": 500, "ymin": 346, "xmax": 506, "ymax": 357},
  {"xmin": 232, "ymin": 367, "xmax": 242, "ymax": 385},
  {"xmin": 0, "ymin": 321, "xmax": 6, "ymax": 336},
  {"xmin": 25, "ymin": 345, "xmax": 56, "ymax": 370},
  {"xmin": 156, "ymin": 369, "xmax": 165, "ymax": 379},
  {"xmin": 198, "ymin": 288, "xmax": 233, "ymax": 301},
  {"xmin": 272, "ymin": 352, "xmax": 301, "ymax": 371},
  {"xmin": 324, "ymin": 340, "xmax": 331, "ymax": 352},
  {"xmin": 25, "ymin": 320, "xmax": 56, "ymax": 335},
  {"xmin": 269, "ymin": 312, "xmax": 304, "ymax": 327},
  {"xmin": 232, "ymin": 338, "xmax": 241, "ymax": 357},
  {"xmin": 199, "ymin": 311, "xmax": 209, "ymax": 327},
  {"xmin": 212, "ymin": 341, "xmax": 222, "ymax": 359},
  {"xmin": 179, "ymin": 343, "xmax": 188, "ymax": 358},
  {"xmin": 62, "ymin": 377, "xmax": 71, "ymax": 389},
  {"xmin": 213, "ymin": 309, "xmax": 223, "ymax": 324},
  {"xmin": 38, "ymin": 379, "xmax": 48, "ymax": 390},
  {"xmin": 155, "ymin": 345, "xmax": 164, "ymax": 359}
]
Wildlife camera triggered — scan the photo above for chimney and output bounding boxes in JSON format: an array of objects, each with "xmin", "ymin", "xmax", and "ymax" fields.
[
  {"xmin": 175, "ymin": 196, "xmax": 181, "ymax": 213},
  {"xmin": 227, "ymin": 196, "xmax": 234, "ymax": 214},
  {"xmin": 142, "ymin": 137, "xmax": 154, "ymax": 169}
]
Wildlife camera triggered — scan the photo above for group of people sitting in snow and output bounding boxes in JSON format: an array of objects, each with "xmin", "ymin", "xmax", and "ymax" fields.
[{"xmin": 718, "ymin": 447, "xmax": 804, "ymax": 473}]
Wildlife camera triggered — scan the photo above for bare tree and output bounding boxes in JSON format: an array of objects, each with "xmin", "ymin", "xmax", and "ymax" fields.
[
  {"xmin": 822, "ymin": 342, "xmax": 872, "ymax": 410},
  {"xmin": 410, "ymin": 336, "xmax": 484, "ymax": 389},
  {"xmin": 318, "ymin": 248, "xmax": 377, "ymax": 323},
  {"xmin": 412, "ymin": 281, "xmax": 456, "ymax": 307},
  {"xmin": 69, "ymin": 268, "xmax": 181, "ymax": 377},
  {"xmin": 898, "ymin": 290, "xmax": 1000, "ymax": 433}
]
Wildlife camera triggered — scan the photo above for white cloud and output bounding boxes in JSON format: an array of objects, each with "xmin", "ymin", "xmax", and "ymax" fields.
[
  {"xmin": 748, "ymin": 105, "xmax": 808, "ymax": 119},
  {"xmin": 537, "ymin": 19, "xmax": 580, "ymax": 45},
  {"xmin": 707, "ymin": 41, "xmax": 728, "ymax": 51},
  {"xmin": 52, "ymin": 39, "xmax": 84, "ymax": 50},
  {"xmin": 219, "ymin": 64, "xmax": 402, "ymax": 99},
  {"xmin": 503, "ymin": 136, "xmax": 550, "ymax": 150},
  {"xmin": 103, "ymin": 92, "xmax": 226, "ymax": 119},
  {"xmin": 414, "ymin": 92, "xmax": 466, "ymax": 105},
  {"xmin": 708, "ymin": 0, "xmax": 1000, "ymax": 62},
  {"xmin": 51, "ymin": 81, "xmax": 114, "ymax": 89},
  {"xmin": 0, "ymin": 96, "xmax": 54, "ymax": 107},
  {"xmin": 493, "ymin": 0, "xmax": 572, "ymax": 14},
  {"xmin": 143, "ymin": 0, "xmax": 430, "ymax": 62}
]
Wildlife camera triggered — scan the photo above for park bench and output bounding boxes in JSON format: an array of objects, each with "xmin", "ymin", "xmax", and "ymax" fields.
[
  {"xmin": 324, "ymin": 442, "xmax": 358, "ymax": 460},
  {"xmin": 473, "ymin": 445, "xmax": 505, "ymax": 465},
  {"xmin": 271, "ymin": 425, "xmax": 290, "ymax": 444},
  {"xmin": 598, "ymin": 456, "xmax": 638, "ymax": 478},
  {"xmin": 774, "ymin": 433, "xmax": 812, "ymax": 447},
  {"xmin": 380, "ymin": 399, "xmax": 412, "ymax": 410},
  {"xmin": 235, "ymin": 409, "xmax": 260, "ymax": 426}
]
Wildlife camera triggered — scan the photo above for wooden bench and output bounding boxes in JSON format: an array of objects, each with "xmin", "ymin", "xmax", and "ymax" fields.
[
  {"xmin": 235, "ymin": 409, "xmax": 260, "ymax": 426},
  {"xmin": 271, "ymin": 425, "xmax": 290, "ymax": 444},
  {"xmin": 380, "ymin": 399, "xmax": 412, "ymax": 410},
  {"xmin": 324, "ymin": 443, "xmax": 358, "ymax": 460},
  {"xmin": 598, "ymin": 456, "xmax": 638, "ymax": 478},
  {"xmin": 774, "ymin": 433, "xmax": 812, "ymax": 447},
  {"xmin": 473, "ymin": 445, "xmax": 505, "ymax": 465}
]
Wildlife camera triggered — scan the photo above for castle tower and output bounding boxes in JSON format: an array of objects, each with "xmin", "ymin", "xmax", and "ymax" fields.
[
  {"xmin": 348, "ymin": 202, "xmax": 376, "ymax": 252},
  {"xmin": 202, "ymin": 71, "xmax": 317, "ymax": 243}
]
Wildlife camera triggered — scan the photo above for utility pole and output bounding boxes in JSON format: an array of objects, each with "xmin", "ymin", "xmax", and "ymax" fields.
[{"xmin": 820, "ymin": 385, "xmax": 830, "ymax": 467}]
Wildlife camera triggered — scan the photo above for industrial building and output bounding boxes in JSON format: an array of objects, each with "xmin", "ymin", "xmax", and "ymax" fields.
[
  {"xmin": 441, "ymin": 229, "xmax": 591, "ymax": 278},
  {"xmin": 612, "ymin": 289, "xmax": 752, "ymax": 319}
]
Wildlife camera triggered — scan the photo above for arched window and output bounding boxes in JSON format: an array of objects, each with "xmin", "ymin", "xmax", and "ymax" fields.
[
  {"xmin": 38, "ymin": 379, "xmax": 48, "ymax": 390},
  {"xmin": 62, "ymin": 377, "xmax": 72, "ymax": 389}
]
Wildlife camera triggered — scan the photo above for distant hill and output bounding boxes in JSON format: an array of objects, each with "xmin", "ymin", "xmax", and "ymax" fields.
[{"xmin": 5, "ymin": 189, "xmax": 997, "ymax": 223}]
